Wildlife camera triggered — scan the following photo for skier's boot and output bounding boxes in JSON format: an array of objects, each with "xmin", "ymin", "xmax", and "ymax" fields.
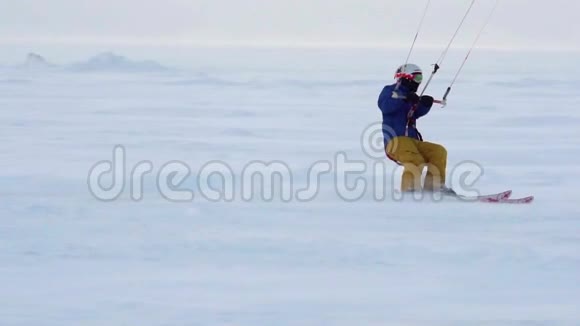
[{"xmin": 438, "ymin": 185, "xmax": 457, "ymax": 197}]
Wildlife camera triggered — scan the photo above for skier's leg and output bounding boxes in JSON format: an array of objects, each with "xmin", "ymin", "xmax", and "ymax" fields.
[
  {"xmin": 386, "ymin": 137, "xmax": 426, "ymax": 192},
  {"xmin": 416, "ymin": 141, "xmax": 447, "ymax": 191}
]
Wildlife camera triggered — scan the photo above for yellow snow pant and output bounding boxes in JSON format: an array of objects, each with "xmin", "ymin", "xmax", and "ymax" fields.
[{"xmin": 386, "ymin": 136, "xmax": 447, "ymax": 192}]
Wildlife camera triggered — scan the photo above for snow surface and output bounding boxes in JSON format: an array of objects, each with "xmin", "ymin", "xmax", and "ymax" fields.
[{"xmin": 0, "ymin": 48, "xmax": 579, "ymax": 326}]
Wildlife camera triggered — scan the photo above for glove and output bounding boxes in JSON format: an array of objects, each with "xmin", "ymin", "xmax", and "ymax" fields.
[
  {"xmin": 419, "ymin": 95, "xmax": 434, "ymax": 107},
  {"xmin": 405, "ymin": 92, "xmax": 420, "ymax": 104}
]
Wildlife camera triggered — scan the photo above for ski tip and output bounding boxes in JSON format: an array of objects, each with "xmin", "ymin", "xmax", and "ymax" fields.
[
  {"xmin": 520, "ymin": 196, "xmax": 535, "ymax": 204},
  {"xmin": 502, "ymin": 190, "xmax": 513, "ymax": 200}
]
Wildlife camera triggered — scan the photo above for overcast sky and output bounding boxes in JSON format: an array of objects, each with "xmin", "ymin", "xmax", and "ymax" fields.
[{"xmin": 0, "ymin": 0, "xmax": 578, "ymax": 50}]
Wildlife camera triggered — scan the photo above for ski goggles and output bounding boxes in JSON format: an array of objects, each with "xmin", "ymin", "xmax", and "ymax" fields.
[{"xmin": 395, "ymin": 72, "xmax": 423, "ymax": 84}]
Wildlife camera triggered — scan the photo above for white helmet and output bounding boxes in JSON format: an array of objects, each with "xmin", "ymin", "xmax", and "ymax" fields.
[{"xmin": 395, "ymin": 63, "xmax": 423, "ymax": 84}]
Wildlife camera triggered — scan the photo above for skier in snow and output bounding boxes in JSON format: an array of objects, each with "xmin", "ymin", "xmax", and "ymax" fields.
[{"xmin": 378, "ymin": 63, "xmax": 453, "ymax": 194}]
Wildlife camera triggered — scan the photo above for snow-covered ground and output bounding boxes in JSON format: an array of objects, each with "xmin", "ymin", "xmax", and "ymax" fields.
[{"xmin": 1, "ymin": 48, "xmax": 579, "ymax": 325}]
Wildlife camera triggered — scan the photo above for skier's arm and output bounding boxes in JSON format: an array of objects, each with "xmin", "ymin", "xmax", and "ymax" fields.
[
  {"xmin": 414, "ymin": 95, "xmax": 434, "ymax": 118},
  {"xmin": 378, "ymin": 89, "xmax": 404, "ymax": 114}
]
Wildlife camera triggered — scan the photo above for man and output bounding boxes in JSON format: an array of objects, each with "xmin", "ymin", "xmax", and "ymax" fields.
[{"xmin": 378, "ymin": 63, "xmax": 453, "ymax": 194}]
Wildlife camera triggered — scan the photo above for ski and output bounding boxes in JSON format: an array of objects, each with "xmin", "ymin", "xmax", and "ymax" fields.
[
  {"xmin": 480, "ymin": 195, "xmax": 535, "ymax": 204},
  {"xmin": 458, "ymin": 190, "xmax": 534, "ymax": 204},
  {"xmin": 457, "ymin": 190, "xmax": 512, "ymax": 203},
  {"xmin": 395, "ymin": 190, "xmax": 534, "ymax": 204}
]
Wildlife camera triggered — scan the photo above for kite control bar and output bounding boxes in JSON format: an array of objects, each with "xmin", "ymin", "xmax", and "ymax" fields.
[
  {"xmin": 392, "ymin": 91, "xmax": 447, "ymax": 107},
  {"xmin": 434, "ymin": 98, "xmax": 447, "ymax": 107}
]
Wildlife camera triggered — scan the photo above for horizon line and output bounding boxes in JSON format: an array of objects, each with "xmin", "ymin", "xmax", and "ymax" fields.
[{"xmin": 1, "ymin": 37, "xmax": 579, "ymax": 53}]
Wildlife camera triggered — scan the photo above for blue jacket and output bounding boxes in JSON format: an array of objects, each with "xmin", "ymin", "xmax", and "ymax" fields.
[{"xmin": 378, "ymin": 83, "xmax": 432, "ymax": 144}]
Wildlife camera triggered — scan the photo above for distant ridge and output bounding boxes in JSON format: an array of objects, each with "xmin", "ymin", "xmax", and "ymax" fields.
[{"xmin": 68, "ymin": 52, "xmax": 168, "ymax": 73}]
